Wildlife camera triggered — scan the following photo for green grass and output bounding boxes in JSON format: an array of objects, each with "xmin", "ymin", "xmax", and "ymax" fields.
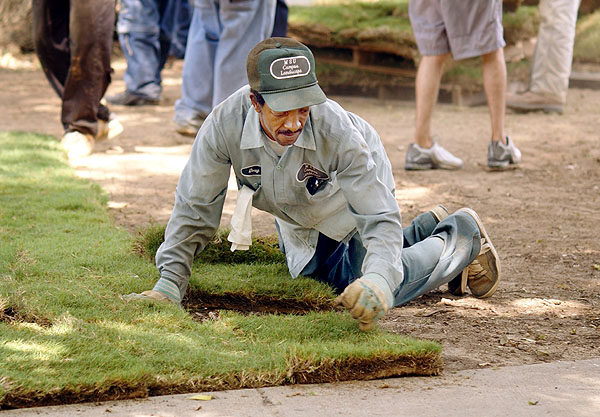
[
  {"xmin": 289, "ymin": 2, "xmax": 539, "ymax": 48},
  {"xmin": 290, "ymin": 0, "xmax": 413, "ymax": 45},
  {"xmin": 574, "ymin": 10, "xmax": 600, "ymax": 63},
  {"xmin": 0, "ymin": 131, "xmax": 442, "ymax": 409},
  {"xmin": 288, "ymin": 2, "xmax": 541, "ymax": 89}
]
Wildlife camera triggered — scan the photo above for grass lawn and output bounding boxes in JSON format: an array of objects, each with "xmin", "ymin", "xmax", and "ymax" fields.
[{"xmin": 0, "ymin": 131, "xmax": 442, "ymax": 409}]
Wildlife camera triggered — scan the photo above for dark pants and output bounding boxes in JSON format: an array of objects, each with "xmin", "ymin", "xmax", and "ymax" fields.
[
  {"xmin": 271, "ymin": 0, "xmax": 288, "ymax": 37},
  {"xmin": 32, "ymin": 0, "xmax": 115, "ymax": 136}
]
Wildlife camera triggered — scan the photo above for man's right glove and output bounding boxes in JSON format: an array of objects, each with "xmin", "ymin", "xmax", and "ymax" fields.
[{"xmin": 334, "ymin": 273, "xmax": 393, "ymax": 331}]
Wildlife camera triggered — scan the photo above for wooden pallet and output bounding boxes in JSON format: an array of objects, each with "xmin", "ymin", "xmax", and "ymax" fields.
[{"xmin": 301, "ymin": 42, "xmax": 486, "ymax": 106}]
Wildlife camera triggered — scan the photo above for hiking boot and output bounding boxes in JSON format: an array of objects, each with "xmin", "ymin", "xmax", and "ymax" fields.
[
  {"xmin": 96, "ymin": 113, "xmax": 124, "ymax": 141},
  {"xmin": 61, "ymin": 131, "xmax": 94, "ymax": 159},
  {"xmin": 506, "ymin": 90, "xmax": 564, "ymax": 114},
  {"xmin": 450, "ymin": 208, "xmax": 500, "ymax": 298},
  {"xmin": 106, "ymin": 90, "xmax": 160, "ymax": 106},
  {"xmin": 405, "ymin": 141, "xmax": 463, "ymax": 170},
  {"xmin": 488, "ymin": 136, "xmax": 521, "ymax": 169}
]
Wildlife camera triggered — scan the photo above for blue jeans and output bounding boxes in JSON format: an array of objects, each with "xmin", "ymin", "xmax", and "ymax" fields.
[
  {"xmin": 167, "ymin": 0, "xmax": 191, "ymax": 59},
  {"xmin": 271, "ymin": 0, "xmax": 288, "ymax": 37},
  {"xmin": 299, "ymin": 210, "xmax": 481, "ymax": 306},
  {"xmin": 174, "ymin": 0, "xmax": 275, "ymax": 123},
  {"xmin": 117, "ymin": 0, "xmax": 178, "ymax": 99}
]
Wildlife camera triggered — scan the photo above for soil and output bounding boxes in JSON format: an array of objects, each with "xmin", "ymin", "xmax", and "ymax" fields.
[{"xmin": 1, "ymin": 55, "xmax": 599, "ymax": 376}]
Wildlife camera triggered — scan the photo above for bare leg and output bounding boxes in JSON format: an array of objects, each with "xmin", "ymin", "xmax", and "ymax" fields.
[
  {"xmin": 414, "ymin": 53, "xmax": 450, "ymax": 148},
  {"xmin": 482, "ymin": 48, "xmax": 506, "ymax": 143}
]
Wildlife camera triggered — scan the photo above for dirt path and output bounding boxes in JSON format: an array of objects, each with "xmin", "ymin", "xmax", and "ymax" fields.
[{"xmin": 2, "ymin": 56, "xmax": 599, "ymax": 372}]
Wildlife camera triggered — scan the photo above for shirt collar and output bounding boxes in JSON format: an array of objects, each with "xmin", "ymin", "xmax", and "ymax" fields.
[{"xmin": 240, "ymin": 108, "xmax": 316, "ymax": 151}]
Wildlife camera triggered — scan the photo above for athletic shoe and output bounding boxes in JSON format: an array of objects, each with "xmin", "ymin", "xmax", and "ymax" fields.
[
  {"xmin": 106, "ymin": 90, "xmax": 160, "ymax": 106},
  {"xmin": 429, "ymin": 204, "xmax": 449, "ymax": 223},
  {"xmin": 61, "ymin": 131, "xmax": 94, "ymax": 159},
  {"xmin": 405, "ymin": 141, "xmax": 464, "ymax": 170},
  {"xmin": 487, "ymin": 136, "xmax": 521, "ymax": 169},
  {"xmin": 174, "ymin": 116, "xmax": 205, "ymax": 137},
  {"xmin": 96, "ymin": 113, "xmax": 124, "ymax": 141},
  {"xmin": 450, "ymin": 208, "xmax": 501, "ymax": 298},
  {"xmin": 506, "ymin": 90, "xmax": 564, "ymax": 114}
]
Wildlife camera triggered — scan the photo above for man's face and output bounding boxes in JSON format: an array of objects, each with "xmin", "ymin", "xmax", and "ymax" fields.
[{"xmin": 251, "ymin": 95, "xmax": 310, "ymax": 147}]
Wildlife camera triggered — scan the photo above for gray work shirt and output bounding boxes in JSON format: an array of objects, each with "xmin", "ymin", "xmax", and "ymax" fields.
[{"xmin": 156, "ymin": 86, "xmax": 404, "ymax": 294}]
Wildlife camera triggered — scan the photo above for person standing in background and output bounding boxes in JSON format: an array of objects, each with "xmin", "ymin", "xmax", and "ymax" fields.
[
  {"xmin": 168, "ymin": 0, "xmax": 191, "ymax": 59},
  {"xmin": 173, "ymin": 0, "xmax": 278, "ymax": 136},
  {"xmin": 107, "ymin": 0, "xmax": 183, "ymax": 106},
  {"xmin": 272, "ymin": 0, "xmax": 289, "ymax": 38},
  {"xmin": 506, "ymin": 0, "xmax": 581, "ymax": 113},
  {"xmin": 32, "ymin": 0, "xmax": 122, "ymax": 159},
  {"xmin": 405, "ymin": 0, "xmax": 521, "ymax": 171}
]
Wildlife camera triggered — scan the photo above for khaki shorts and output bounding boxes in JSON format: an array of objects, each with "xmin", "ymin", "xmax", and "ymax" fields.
[{"xmin": 409, "ymin": 0, "xmax": 506, "ymax": 60}]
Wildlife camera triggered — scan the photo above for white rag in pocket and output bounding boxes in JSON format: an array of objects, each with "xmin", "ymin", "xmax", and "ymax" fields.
[{"xmin": 227, "ymin": 185, "xmax": 254, "ymax": 251}]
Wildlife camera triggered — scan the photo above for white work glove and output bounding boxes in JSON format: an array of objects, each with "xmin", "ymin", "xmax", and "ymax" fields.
[
  {"xmin": 335, "ymin": 273, "xmax": 393, "ymax": 331},
  {"xmin": 123, "ymin": 290, "xmax": 172, "ymax": 303},
  {"xmin": 123, "ymin": 278, "xmax": 182, "ymax": 304}
]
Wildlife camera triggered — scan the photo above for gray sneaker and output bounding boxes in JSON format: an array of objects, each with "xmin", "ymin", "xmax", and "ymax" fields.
[
  {"xmin": 405, "ymin": 141, "xmax": 463, "ymax": 170},
  {"xmin": 488, "ymin": 136, "xmax": 521, "ymax": 169}
]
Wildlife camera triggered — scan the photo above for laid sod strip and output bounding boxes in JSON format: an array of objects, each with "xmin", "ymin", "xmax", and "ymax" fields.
[
  {"xmin": 134, "ymin": 226, "xmax": 286, "ymax": 265},
  {"xmin": 134, "ymin": 227, "xmax": 334, "ymax": 313},
  {"xmin": 0, "ymin": 131, "xmax": 442, "ymax": 409}
]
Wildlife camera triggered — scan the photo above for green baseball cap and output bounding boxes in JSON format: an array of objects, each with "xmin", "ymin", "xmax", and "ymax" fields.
[{"xmin": 246, "ymin": 37, "xmax": 327, "ymax": 112}]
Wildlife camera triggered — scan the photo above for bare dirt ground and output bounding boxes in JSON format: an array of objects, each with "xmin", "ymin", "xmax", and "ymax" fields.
[{"xmin": 2, "ymin": 55, "xmax": 599, "ymax": 374}]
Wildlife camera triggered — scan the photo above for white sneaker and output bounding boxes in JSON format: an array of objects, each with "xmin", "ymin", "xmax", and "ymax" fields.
[
  {"xmin": 405, "ymin": 141, "xmax": 463, "ymax": 170},
  {"xmin": 487, "ymin": 136, "xmax": 521, "ymax": 169},
  {"xmin": 61, "ymin": 131, "xmax": 94, "ymax": 159}
]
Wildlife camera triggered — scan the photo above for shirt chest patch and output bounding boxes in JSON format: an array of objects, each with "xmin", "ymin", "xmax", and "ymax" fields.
[
  {"xmin": 296, "ymin": 163, "xmax": 330, "ymax": 195},
  {"xmin": 242, "ymin": 165, "xmax": 261, "ymax": 176}
]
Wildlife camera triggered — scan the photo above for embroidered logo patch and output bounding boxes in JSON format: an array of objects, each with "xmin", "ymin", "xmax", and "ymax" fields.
[
  {"xmin": 241, "ymin": 165, "xmax": 261, "ymax": 176},
  {"xmin": 296, "ymin": 163, "xmax": 329, "ymax": 195},
  {"xmin": 270, "ymin": 56, "xmax": 311, "ymax": 80}
]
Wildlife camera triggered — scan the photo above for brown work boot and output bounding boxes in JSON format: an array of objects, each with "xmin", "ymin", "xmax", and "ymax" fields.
[
  {"xmin": 506, "ymin": 90, "xmax": 564, "ymax": 114},
  {"xmin": 451, "ymin": 208, "xmax": 501, "ymax": 298}
]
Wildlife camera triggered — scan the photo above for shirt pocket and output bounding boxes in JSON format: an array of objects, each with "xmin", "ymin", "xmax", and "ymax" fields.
[{"xmin": 291, "ymin": 172, "xmax": 330, "ymax": 202}]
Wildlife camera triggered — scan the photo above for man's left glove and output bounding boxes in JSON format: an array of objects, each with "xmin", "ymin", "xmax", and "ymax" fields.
[
  {"xmin": 123, "ymin": 290, "xmax": 172, "ymax": 303},
  {"xmin": 334, "ymin": 273, "xmax": 393, "ymax": 331},
  {"xmin": 123, "ymin": 277, "xmax": 182, "ymax": 304}
]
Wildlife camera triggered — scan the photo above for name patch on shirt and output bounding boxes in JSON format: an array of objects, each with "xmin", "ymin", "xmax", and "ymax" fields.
[
  {"xmin": 296, "ymin": 163, "xmax": 329, "ymax": 195},
  {"xmin": 242, "ymin": 165, "xmax": 261, "ymax": 176}
]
